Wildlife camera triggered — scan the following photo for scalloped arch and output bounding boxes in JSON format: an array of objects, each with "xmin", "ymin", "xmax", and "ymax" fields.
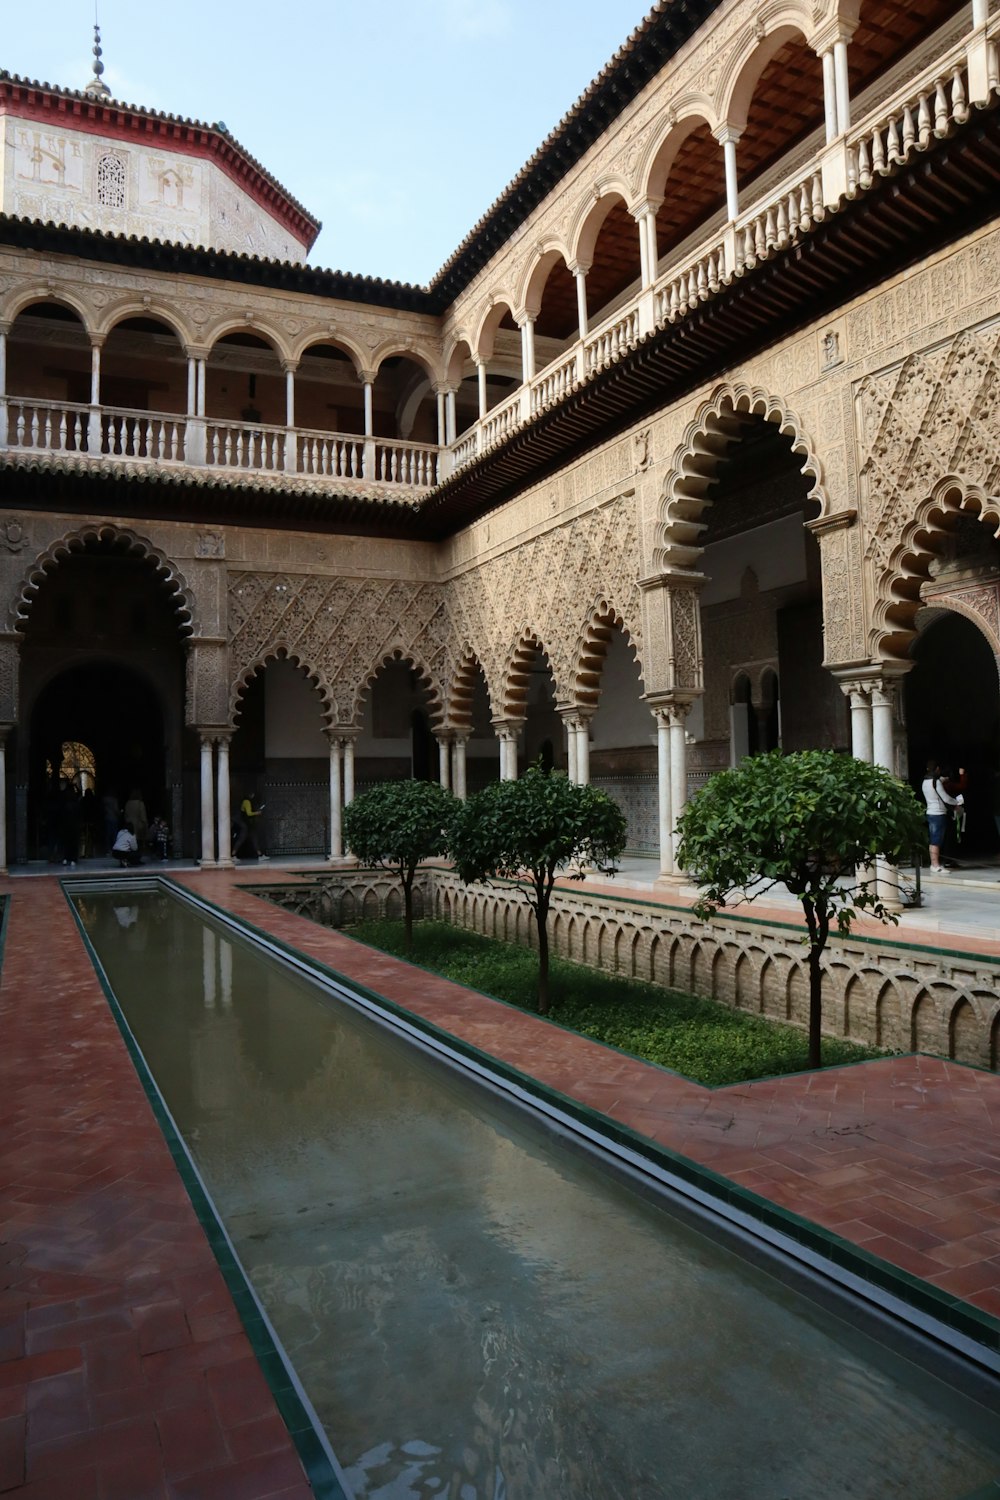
[
  {"xmin": 570, "ymin": 601, "xmax": 644, "ymax": 711},
  {"xmin": 230, "ymin": 646, "xmax": 333, "ymax": 729},
  {"xmin": 11, "ymin": 524, "xmax": 197, "ymax": 638},
  {"xmin": 872, "ymin": 478, "xmax": 1000, "ymax": 660},
  {"xmin": 655, "ymin": 383, "xmax": 827, "ymax": 573},
  {"xmin": 499, "ymin": 630, "xmax": 559, "ymax": 720},
  {"xmin": 349, "ymin": 645, "xmax": 445, "ymax": 729},
  {"xmin": 446, "ymin": 648, "xmax": 497, "ymax": 733}
]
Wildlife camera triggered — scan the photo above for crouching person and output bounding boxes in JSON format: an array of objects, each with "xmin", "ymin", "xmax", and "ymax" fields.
[{"xmin": 112, "ymin": 822, "xmax": 141, "ymax": 868}]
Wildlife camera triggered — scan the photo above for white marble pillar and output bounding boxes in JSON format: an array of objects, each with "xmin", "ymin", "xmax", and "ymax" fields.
[
  {"xmin": 445, "ymin": 389, "xmax": 457, "ymax": 445},
  {"xmin": 656, "ymin": 712, "xmax": 673, "ymax": 877},
  {"xmin": 644, "ymin": 211, "xmax": 659, "ymax": 283},
  {"xmin": 436, "ymin": 389, "xmax": 446, "ymax": 447},
  {"xmin": 285, "ymin": 365, "xmax": 296, "ymax": 427},
  {"xmin": 363, "ymin": 380, "xmax": 374, "ymax": 436},
  {"xmin": 438, "ymin": 736, "xmax": 451, "ymax": 791},
  {"xmin": 329, "ymin": 736, "xmax": 343, "ymax": 860},
  {"xmin": 717, "ymin": 128, "xmax": 741, "ymax": 220},
  {"xmin": 216, "ymin": 735, "xmax": 233, "ymax": 868},
  {"xmin": 89, "ymin": 340, "xmax": 102, "ymax": 407},
  {"xmin": 574, "ymin": 269, "xmax": 589, "ymax": 340},
  {"xmin": 453, "ymin": 737, "xmax": 468, "ymax": 801},
  {"xmin": 822, "ymin": 49, "xmax": 839, "ymax": 141},
  {"xmin": 199, "ymin": 736, "xmax": 215, "ymax": 865},
  {"xmin": 669, "ymin": 707, "xmax": 689, "ymax": 869},
  {"xmin": 576, "ymin": 718, "xmax": 591, "ymax": 786},
  {"xmin": 520, "ymin": 319, "xmax": 536, "ymax": 383},
  {"xmin": 186, "ymin": 354, "xmax": 197, "ymax": 415},
  {"xmin": 497, "ymin": 726, "xmax": 519, "ymax": 781},
  {"xmin": 834, "ymin": 37, "xmax": 852, "ymax": 133},
  {"xmin": 848, "ymin": 687, "xmax": 873, "ymax": 763},
  {"xmin": 476, "ymin": 359, "xmax": 488, "ymax": 420},
  {"xmin": 973, "ymin": 0, "xmax": 987, "ymax": 24},
  {"xmin": 871, "ymin": 682, "xmax": 901, "ymax": 909},
  {"xmin": 343, "ymin": 738, "xmax": 356, "ymax": 808},
  {"xmin": 564, "ymin": 715, "xmax": 579, "ymax": 784},
  {"xmin": 0, "ymin": 329, "xmax": 7, "ymax": 449},
  {"xmin": 284, "ymin": 362, "xmax": 297, "ymax": 473},
  {"xmin": 196, "ymin": 357, "xmax": 207, "ymax": 416}
]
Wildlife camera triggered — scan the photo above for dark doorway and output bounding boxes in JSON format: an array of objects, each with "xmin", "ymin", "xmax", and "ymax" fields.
[
  {"xmin": 906, "ymin": 612, "xmax": 1000, "ymax": 857},
  {"xmin": 29, "ymin": 662, "xmax": 167, "ymax": 859}
]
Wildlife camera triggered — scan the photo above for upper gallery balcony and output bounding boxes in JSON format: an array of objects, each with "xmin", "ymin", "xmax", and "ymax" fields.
[{"xmin": 0, "ymin": 1, "xmax": 997, "ymax": 500}]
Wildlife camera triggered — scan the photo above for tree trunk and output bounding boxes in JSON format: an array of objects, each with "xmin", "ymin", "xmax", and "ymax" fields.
[
  {"xmin": 402, "ymin": 869, "xmax": 413, "ymax": 952},
  {"xmin": 807, "ymin": 945, "xmax": 823, "ymax": 1070},
  {"xmin": 534, "ymin": 882, "xmax": 551, "ymax": 1014}
]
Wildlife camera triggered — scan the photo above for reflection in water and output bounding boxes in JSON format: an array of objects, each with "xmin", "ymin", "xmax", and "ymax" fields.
[{"xmin": 78, "ymin": 891, "xmax": 1000, "ymax": 1500}]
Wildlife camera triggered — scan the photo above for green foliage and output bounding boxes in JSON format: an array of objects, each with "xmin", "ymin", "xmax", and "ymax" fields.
[
  {"xmin": 450, "ymin": 766, "xmax": 627, "ymax": 1012},
  {"xmin": 342, "ymin": 778, "xmax": 457, "ymax": 946},
  {"xmin": 676, "ymin": 749, "xmax": 926, "ymax": 1069},
  {"xmin": 346, "ymin": 919, "xmax": 883, "ymax": 1087},
  {"xmin": 676, "ymin": 750, "xmax": 925, "ymax": 931}
]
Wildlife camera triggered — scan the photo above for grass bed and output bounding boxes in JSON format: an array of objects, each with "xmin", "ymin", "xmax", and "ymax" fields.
[{"xmin": 344, "ymin": 918, "xmax": 884, "ymax": 1087}]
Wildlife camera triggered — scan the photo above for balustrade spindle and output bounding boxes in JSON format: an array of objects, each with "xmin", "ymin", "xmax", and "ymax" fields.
[
  {"xmin": 917, "ymin": 92, "xmax": 932, "ymax": 146},
  {"xmin": 952, "ymin": 67, "xmax": 968, "ymax": 123},
  {"xmin": 902, "ymin": 103, "xmax": 916, "ymax": 153},
  {"xmin": 857, "ymin": 137, "xmax": 872, "ymax": 189}
]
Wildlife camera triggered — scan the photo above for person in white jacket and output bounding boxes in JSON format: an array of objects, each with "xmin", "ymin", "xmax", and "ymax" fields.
[{"xmin": 921, "ymin": 759, "xmax": 963, "ymax": 874}]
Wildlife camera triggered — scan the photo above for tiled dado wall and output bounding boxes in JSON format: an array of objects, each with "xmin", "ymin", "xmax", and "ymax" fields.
[{"xmin": 264, "ymin": 870, "xmax": 1000, "ymax": 1072}]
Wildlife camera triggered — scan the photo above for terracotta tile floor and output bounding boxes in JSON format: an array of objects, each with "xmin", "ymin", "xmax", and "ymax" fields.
[{"xmin": 2, "ymin": 867, "xmax": 999, "ymax": 1496}]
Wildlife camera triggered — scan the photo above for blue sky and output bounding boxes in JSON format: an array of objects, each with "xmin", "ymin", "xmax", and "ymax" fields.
[{"xmin": 3, "ymin": 1, "xmax": 650, "ymax": 284}]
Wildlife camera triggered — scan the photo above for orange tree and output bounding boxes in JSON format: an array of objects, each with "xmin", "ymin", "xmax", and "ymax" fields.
[
  {"xmin": 450, "ymin": 765, "xmax": 627, "ymax": 1014},
  {"xmin": 343, "ymin": 779, "xmax": 457, "ymax": 950},
  {"xmin": 676, "ymin": 750, "xmax": 925, "ymax": 1069}
]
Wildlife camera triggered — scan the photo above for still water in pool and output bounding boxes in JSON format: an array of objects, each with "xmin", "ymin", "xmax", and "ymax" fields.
[{"xmin": 77, "ymin": 889, "xmax": 1000, "ymax": 1500}]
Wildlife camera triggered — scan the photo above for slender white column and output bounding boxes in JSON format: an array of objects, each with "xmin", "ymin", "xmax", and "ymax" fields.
[
  {"xmin": 90, "ymin": 342, "xmax": 102, "ymax": 406},
  {"xmin": 669, "ymin": 707, "xmax": 688, "ymax": 868},
  {"xmin": 329, "ymin": 736, "xmax": 343, "ymax": 860},
  {"xmin": 576, "ymin": 720, "xmax": 590, "ymax": 787},
  {"xmin": 436, "ymin": 390, "xmax": 446, "ymax": 446},
  {"xmin": 848, "ymin": 687, "xmax": 873, "ymax": 763},
  {"xmin": 0, "ymin": 330, "xmax": 6, "ymax": 398},
  {"xmin": 476, "ymin": 359, "xmax": 487, "ymax": 419},
  {"xmin": 656, "ymin": 712, "xmax": 674, "ymax": 877},
  {"xmin": 196, "ymin": 357, "xmax": 207, "ymax": 416},
  {"xmin": 822, "ymin": 49, "xmax": 839, "ymax": 141},
  {"xmin": 717, "ymin": 128, "xmax": 741, "ymax": 220},
  {"xmin": 199, "ymin": 736, "xmax": 215, "ymax": 865},
  {"xmin": 363, "ymin": 380, "xmax": 374, "ymax": 436},
  {"xmin": 507, "ymin": 734, "xmax": 519, "ymax": 780},
  {"xmin": 565, "ymin": 716, "xmax": 579, "ymax": 783},
  {"xmin": 446, "ymin": 389, "xmax": 457, "ymax": 445},
  {"xmin": 973, "ymin": 0, "xmax": 987, "ymax": 24},
  {"xmin": 574, "ymin": 270, "xmax": 589, "ymax": 340},
  {"xmin": 520, "ymin": 319, "xmax": 536, "ymax": 383},
  {"xmin": 636, "ymin": 214, "xmax": 651, "ymax": 288},
  {"xmin": 834, "ymin": 38, "xmax": 851, "ymax": 133},
  {"xmin": 438, "ymin": 737, "xmax": 451, "ymax": 791},
  {"xmin": 871, "ymin": 683, "xmax": 901, "ymax": 909},
  {"xmin": 186, "ymin": 355, "xmax": 197, "ymax": 415},
  {"xmin": 453, "ymin": 737, "xmax": 467, "ymax": 801},
  {"xmin": 216, "ymin": 736, "xmax": 233, "ymax": 867},
  {"xmin": 0, "ymin": 734, "xmax": 8, "ymax": 873},
  {"xmin": 343, "ymin": 738, "xmax": 355, "ymax": 807},
  {"xmin": 497, "ymin": 727, "xmax": 519, "ymax": 781},
  {"xmin": 645, "ymin": 211, "xmax": 659, "ymax": 282},
  {"xmin": 285, "ymin": 365, "xmax": 296, "ymax": 427}
]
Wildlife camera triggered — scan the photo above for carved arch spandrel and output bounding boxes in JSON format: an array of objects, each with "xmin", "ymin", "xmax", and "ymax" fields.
[
  {"xmin": 11, "ymin": 523, "xmax": 197, "ymax": 638},
  {"xmin": 656, "ymin": 382, "xmax": 829, "ymax": 574}
]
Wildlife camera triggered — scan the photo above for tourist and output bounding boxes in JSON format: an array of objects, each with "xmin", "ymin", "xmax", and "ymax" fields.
[
  {"xmin": 233, "ymin": 792, "xmax": 263, "ymax": 859},
  {"xmin": 124, "ymin": 788, "xmax": 148, "ymax": 855},
  {"xmin": 111, "ymin": 822, "xmax": 141, "ymax": 867},
  {"xmin": 921, "ymin": 759, "xmax": 963, "ymax": 874}
]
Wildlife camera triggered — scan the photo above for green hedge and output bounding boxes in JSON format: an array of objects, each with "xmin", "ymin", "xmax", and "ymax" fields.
[{"xmin": 344, "ymin": 919, "xmax": 884, "ymax": 1087}]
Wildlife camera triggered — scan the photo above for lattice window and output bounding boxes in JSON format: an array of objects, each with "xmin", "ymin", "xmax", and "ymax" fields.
[{"xmin": 96, "ymin": 153, "xmax": 126, "ymax": 208}]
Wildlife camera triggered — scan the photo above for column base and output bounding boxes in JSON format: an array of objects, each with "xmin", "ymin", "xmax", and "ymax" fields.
[
  {"xmin": 326, "ymin": 854, "xmax": 357, "ymax": 867},
  {"xmin": 654, "ymin": 870, "xmax": 687, "ymax": 888},
  {"xmin": 197, "ymin": 859, "xmax": 218, "ymax": 869},
  {"xmin": 216, "ymin": 858, "xmax": 235, "ymax": 871}
]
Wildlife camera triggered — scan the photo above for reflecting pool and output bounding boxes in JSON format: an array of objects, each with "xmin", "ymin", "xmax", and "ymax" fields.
[{"xmin": 77, "ymin": 888, "xmax": 1000, "ymax": 1500}]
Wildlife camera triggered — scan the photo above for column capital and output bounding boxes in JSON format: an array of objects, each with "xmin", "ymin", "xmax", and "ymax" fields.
[
  {"xmin": 491, "ymin": 718, "xmax": 522, "ymax": 742},
  {"xmin": 213, "ymin": 729, "xmax": 235, "ymax": 746},
  {"xmin": 280, "ymin": 358, "xmax": 299, "ymax": 375},
  {"xmin": 513, "ymin": 310, "xmax": 535, "ymax": 329},
  {"xmin": 567, "ymin": 260, "xmax": 591, "ymax": 278},
  {"xmin": 88, "ymin": 332, "xmax": 107, "ymax": 350},
  {"xmin": 357, "ymin": 368, "xmax": 376, "ymax": 386},
  {"xmin": 811, "ymin": 16, "xmax": 859, "ymax": 52},
  {"xmin": 712, "ymin": 123, "xmax": 742, "ymax": 146},
  {"xmin": 326, "ymin": 724, "xmax": 359, "ymax": 745},
  {"xmin": 629, "ymin": 196, "xmax": 663, "ymax": 221}
]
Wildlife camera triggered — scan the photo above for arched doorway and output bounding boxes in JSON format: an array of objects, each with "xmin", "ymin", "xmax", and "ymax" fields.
[
  {"xmin": 29, "ymin": 662, "xmax": 167, "ymax": 860},
  {"xmin": 905, "ymin": 611, "xmax": 1000, "ymax": 858},
  {"xmin": 17, "ymin": 536, "xmax": 189, "ymax": 863}
]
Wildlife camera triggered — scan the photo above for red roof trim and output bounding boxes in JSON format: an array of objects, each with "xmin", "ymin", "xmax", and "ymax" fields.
[{"xmin": 0, "ymin": 75, "xmax": 320, "ymax": 250}]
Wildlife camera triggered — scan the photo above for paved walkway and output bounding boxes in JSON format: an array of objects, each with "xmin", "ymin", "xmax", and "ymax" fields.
[{"xmin": 1, "ymin": 865, "xmax": 999, "ymax": 1496}]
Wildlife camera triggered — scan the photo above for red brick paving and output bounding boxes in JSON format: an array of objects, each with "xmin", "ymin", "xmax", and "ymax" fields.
[
  {"xmin": 2, "ymin": 867, "xmax": 1000, "ymax": 1497},
  {"xmin": 0, "ymin": 876, "xmax": 313, "ymax": 1500}
]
